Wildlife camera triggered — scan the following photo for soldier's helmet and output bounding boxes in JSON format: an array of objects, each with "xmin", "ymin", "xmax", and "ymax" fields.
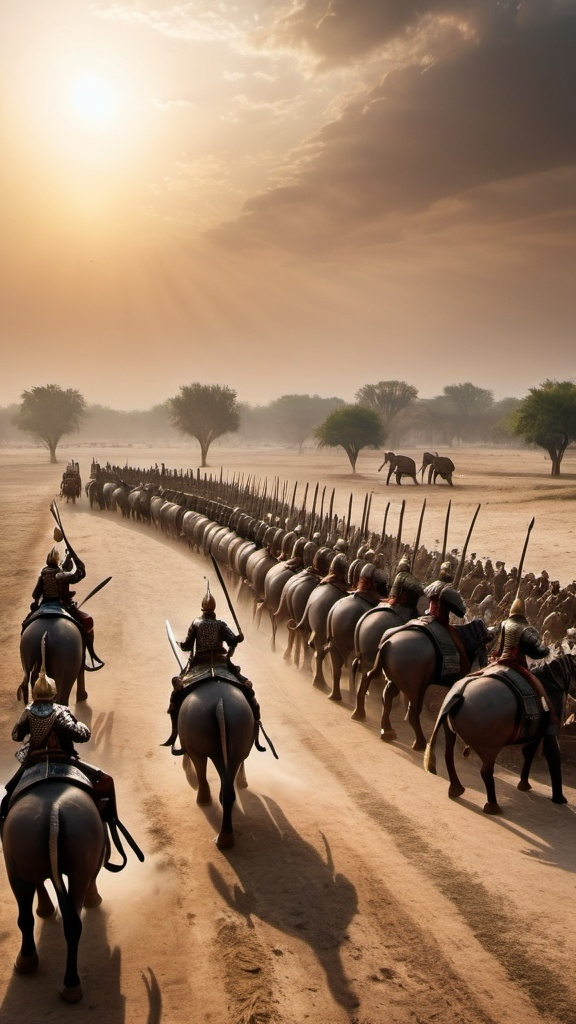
[
  {"xmin": 32, "ymin": 673, "xmax": 57, "ymax": 701},
  {"xmin": 329, "ymin": 553, "xmax": 348, "ymax": 578},
  {"xmin": 303, "ymin": 540, "xmax": 318, "ymax": 567},
  {"xmin": 498, "ymin": 597, "xmax": 550, "ymax": 660},
  {"xmin": 424, "ymin": 579, "xmax": 466, "ymax": 618},
  {"xmin": 201, "ymin": 582, "xmax": 216, "ymax": 614},
  {"xmin": 46, "ymin": 546, "xmax": 61, "ymax": 567},
  {"xmin": 390, "ymin": 559, "xmax": 424, "ymax": 601},
  {"xmin": 438, "ymin": 561, "xmax": 454, "ymax": 582}
]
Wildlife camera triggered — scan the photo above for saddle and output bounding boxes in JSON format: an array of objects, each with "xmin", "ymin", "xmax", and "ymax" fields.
[
  {"xmin": 387, "ymin": 617, "xmax": 464, "ymax": 685},
  {"xmin": 23, "ymin": 602, "xmax": 80, "ymax": 630},
  {"xmin": 455, "ymin": 663, "xmax": 546, "ymax": 745},
  {"xmin": 7, "ymin": 758, "xmax": 144, "ymax": 872}
]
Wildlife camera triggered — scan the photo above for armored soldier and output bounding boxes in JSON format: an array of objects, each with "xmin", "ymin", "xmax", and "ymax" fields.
[
  {"xmin": 387, "ymin": 557, "xmax": 424, "ymax": 617},
  {"xmin": 167, "ymin": 584, "xmax": 263, "ymax": 747},
  {"xmin": 493, "ymin": 597, "xmax": 556, "ymax": 723},
  {"xmin": 28, "ymin": 546, "xmax": 104, "ymax": 670}
]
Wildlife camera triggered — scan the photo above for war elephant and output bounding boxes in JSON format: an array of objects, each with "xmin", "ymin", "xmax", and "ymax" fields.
[
  {"xmin": 176, "ymin": 678, "xmax": 254, "ymax": 849},
  {"xmin": 419, "ymin": 451, "xmax": 455, "ymax": 486},
  {"xmin": 19, "ymin": 614, "xmax": 87, "ymax": 705},
  {"xmin": 378, "ymin": 452, "xmax": 419, "ymax": 485},
  {"xmin": 325, "ymin": 590, "xmax": 379, "ymax": 702},
  {"xmin": 296, "ymin": 573, "xmax": 349, "ymax": 689},
  {"xmin": 85, "ymin": 478, "xmax": 105, "ymax": 510},
  {"xmin": 2, "ymin": 778, "xmax": 106, "ymax": 1002},
  {"xmin": 350, "ymin": 603, "xmax": 415, "ymax": 719}
]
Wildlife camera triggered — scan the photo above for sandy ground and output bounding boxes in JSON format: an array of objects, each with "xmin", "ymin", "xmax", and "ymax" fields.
[{"xmin": 1, "ymin": 443, "xmax": 576, "ymax": 1024}]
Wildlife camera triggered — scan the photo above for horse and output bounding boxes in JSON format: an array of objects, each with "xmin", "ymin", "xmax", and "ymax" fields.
[
  {"xmin": 1, "ymin": 776, "xmax": 106, "ymax": 1002},
  {"xmin": 18, "ymin": 611, "xmax": 87, "ymax": 705},
  {"xmin": 424, "ymin": 653, "xmax": 576, "ymax": 814},
  {"xmin": 176, "ymin": 677, "xmax": 255, "ymax": 849}
]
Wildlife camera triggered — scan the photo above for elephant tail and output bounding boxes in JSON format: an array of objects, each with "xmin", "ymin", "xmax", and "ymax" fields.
[
  {"xmin": 423, "ymin": 693, "xmax": 464, "ymax": 774},
  {"xmin": 49, "ymin": 801, "xmax": 67, "ymax": 900},
  {"xmin": 215, "ymin": 697, "xmax": 228, "ymax": 771}
]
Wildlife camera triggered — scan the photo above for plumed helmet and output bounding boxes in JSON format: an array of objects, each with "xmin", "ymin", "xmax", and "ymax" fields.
[
  {"xmin": 32, "ymin": 672, "xmax": 57, "ymax": 701},
  {"xmin": 201, "ymin": 582, "xmax": 216, "ymax": 613},
  {"xmin": 46, "ymin": 546, "xmax": 61, "ymax": 566},
  {"xmin": 425, "ymin": 580, "xmax": 466, "ymax": 618}
]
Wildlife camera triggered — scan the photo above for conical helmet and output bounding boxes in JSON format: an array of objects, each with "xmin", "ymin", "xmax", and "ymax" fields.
[
  {"xmin": 201, "ymin": 581, "xmax": 216, "ymax": 613},
  {"xmin": 32, "ymin": 672, "xmax": 57, "ymax": 701},
  {"xmin": 46, "ymin": 546, "xmax": 61, "ymax": 566}
]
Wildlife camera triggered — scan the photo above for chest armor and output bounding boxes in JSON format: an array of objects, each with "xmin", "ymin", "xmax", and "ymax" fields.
[
  {"xmin": 194, "ymin": 618, "xmax": 225, "ymax": 655},
  {"xmin": 27, "ymin": 706, "xmax": 58, "ymax": 749}
]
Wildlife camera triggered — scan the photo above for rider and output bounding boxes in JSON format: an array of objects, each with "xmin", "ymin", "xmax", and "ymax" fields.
[
  {"xmin": 28, "ymin": 545, "xmax": 104, "ymax": 670},
  {"xmin": 0, "ymin": 671, "xmax": 114, "ymax": 825},
  {"xmin": 493, "ymin": 597, "xmax": 557, "ymax": 723},
  {"xmin": 166, "ymin": 584, "xmax": 264, "ymax": 749}
]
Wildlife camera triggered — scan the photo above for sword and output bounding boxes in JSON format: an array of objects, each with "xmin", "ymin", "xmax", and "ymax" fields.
[
  {"xmin": 77, "ymin": 576, "xmax": 112, "ymax": 609},
  {"xmin": 165, "ymin": 620, "xmax": 184, "ymax": 671},
  {"xmin": 210, "ymin": 555, "xmax": 243, "ymax": 635}
]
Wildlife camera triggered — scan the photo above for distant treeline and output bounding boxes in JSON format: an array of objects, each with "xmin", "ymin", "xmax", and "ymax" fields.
[{"xmin": 0, "ymin": 389, "xmax": 522, "ymax": 449}]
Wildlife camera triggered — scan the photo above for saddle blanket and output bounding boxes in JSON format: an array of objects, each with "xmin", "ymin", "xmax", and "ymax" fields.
[
  {"xmin": 405, "ymin": 619, "xmax": 461, "ymax": 680},
  {"xmin": 12, "ymin": 761, "xmax": 92, "ymax": 805},
  {"xmin": 481, "ymin": 665, "xmax": 542, "ymax": 722}
]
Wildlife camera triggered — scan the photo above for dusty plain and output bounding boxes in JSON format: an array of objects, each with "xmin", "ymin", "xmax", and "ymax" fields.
[{"xmin": 1, "ymin": 442, "xmax": 576, "ymax": 1024}]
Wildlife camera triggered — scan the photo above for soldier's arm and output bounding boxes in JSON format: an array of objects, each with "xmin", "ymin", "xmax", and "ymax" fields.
[
  {"xmin": 180, "ymin": 624, "xmax": 196, "ymax": 652},
  {"xmin": 56, "ymin": 708, "xmax": 91, "ymax": 743},
  {"xmin": 12, "ymin": 710, "xmax": 30, "ymax": 742}
]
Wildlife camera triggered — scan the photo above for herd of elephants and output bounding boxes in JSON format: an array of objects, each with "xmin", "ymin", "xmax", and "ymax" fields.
[{"xmin": 3, "ymin": 454, "xmax": 576, "ymax": 1004}]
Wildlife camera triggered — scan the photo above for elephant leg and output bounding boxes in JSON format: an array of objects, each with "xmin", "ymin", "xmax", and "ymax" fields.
[
  {"xmin": 59, "ymin": 898, "xmax": 83, "ymax": 1001},
  {"xmin": 12, "ymin": 878, "xmax": 39, "ymax": 973},
  {"xmin": 542, "ymin": 735, "xmax": 567, "ymax": 804},
  {"xmin": 36, "ymin": 883, "xmax": 55, "ymax": 918},
  {"xmin": 328, "ymin": 650, "xmax": 343, "ymax": 701},
  {"xmin": 444, "ymin": 723, "xmax": 465, "ymax": 798},
  {"xmin": 351, "ymin": 670, "xmax": 369, "ymax": 720},
  {"xmin": 386, "ymin": 467, "xmax": 393, "ymax": 484},
  {"xmin": 76, "ymin": 664, "xmax": 88, "ymax": 703},
  {"xmin": 190, "ymin": 753, "xmax": 211, "ymax": 805},
  {"xmin": 381, "ymin": 681, "xmax": 399, "ymax": 742},
  {"xmin": 395, "ymin": 471, "xmax": 402, "ymax": 485},
  {"xmin": 312, "ymin": 645, "xmax": 328, "ymax": 689},
  {"xmin": 83, "ymin": 875, "xmax": 103, "ymax": 909},
  {"xmin": 216, "ymin": 774, "xmax": 236, "ymax": 849},
  {"xmin": 407, "ymin": 702, "xmax": 427, "ymax": 752},
  {"xmin": 480, "ymin": 757, "xmax": 501, "ymax": 814},
  {"xmin": 518, "ymin": 738, "xmax": 540, "ymax": 791}
]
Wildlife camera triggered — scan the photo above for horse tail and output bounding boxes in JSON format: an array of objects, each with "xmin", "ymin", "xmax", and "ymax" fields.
[
  {"xmin": 423, "ymin": 693, "xmax": 464, "ymax": 774},
  {"xmin": 215, "ymin": 697, "xmax": 228, "ymax": 772}
]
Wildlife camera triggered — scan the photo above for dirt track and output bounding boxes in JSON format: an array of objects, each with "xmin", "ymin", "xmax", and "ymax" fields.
[{"xmin": 1, "ymin": 445, "xmax": 576, "ymax": 1024}]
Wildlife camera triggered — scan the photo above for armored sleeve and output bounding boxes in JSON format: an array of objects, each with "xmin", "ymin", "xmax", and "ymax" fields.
[
  {"xmin": 31, "ymin": 575, "xmax": 44, "ymax": 604},
  {"xmin": 54, "ymin": 707, "xmax": 91, "ymax": 743},
  {"xmin": 12, "ymin": 710, "xmax": 31, "ymax": 743},
  {"xmin": 180, "ymin": 623, "xmax": 197, "ymax": 653},
  {"xmin": 220, "ymin": 622, "xmax": 239, "ymax": 650}
]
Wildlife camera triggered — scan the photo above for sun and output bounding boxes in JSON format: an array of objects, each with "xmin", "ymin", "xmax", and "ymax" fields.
[{"xmin": 70, "ymin": 76, "xmax": 117, "ymax": 121}]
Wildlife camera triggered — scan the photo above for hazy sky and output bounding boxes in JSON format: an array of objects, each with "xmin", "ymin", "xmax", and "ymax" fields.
[{"xmin": 2, "ymin": 0, "xmax": 575, "ymax": 410}]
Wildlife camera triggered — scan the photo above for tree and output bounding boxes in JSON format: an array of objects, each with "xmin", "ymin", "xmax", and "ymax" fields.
[
  {"xmin": 168, "ymin": 383, "xmax": 240, "ymax": 466},
  {"xmin": 13, "ymin": 385, "xmax": 86, "ymax": 462},
  {"xmin": 314, "ymin": 404, "xmax": 384, "ymax": 474},
  {"xmin": 269, "ymin": 394, "xmax": 344, "ymax": 451},
  {"xmin": 355, "ymin": 381, "xmax": 418, "ymax": 441},
  {"xmin": 510, "ymin": 379, "xmax": 576, "ymax": 476},
  {"xmin": 441, "ymin": 382, "xmax": 494, "ymax": 441}
]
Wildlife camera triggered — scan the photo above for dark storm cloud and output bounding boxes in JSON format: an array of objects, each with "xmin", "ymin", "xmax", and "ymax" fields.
[{"xmin": 215, "ymin": 9, "xmax": 576, "ymax": 249}]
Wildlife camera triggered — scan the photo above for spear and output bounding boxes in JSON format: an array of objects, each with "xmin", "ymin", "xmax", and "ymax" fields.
[
  {"xmin": 380, "ymin": 501, "xmax": 390, "ymax": 545},
  {"xmin": 308, "ymin": 482, "xmax": 319, "ymax": 537},
  {"xmin": 514, "ymin": 517, "xmax": 535, "ymax": 601},
  {"xmin": 327, "ymin": 488, "xmax": 335, "ymax": 534},
  {"xmin": 454, "ymin": 504, "xmax": 481, "ymax": 588},
  {"xmin": 318, "ymin": 486, "xmax": 326, "ymax": 529},
  {"xmin": 289, "ymin": 481, "xmax": 298, "ymax": 519},
  {"xmin": 440, "ymin": 500, "xmax": 451, "ymax": 562},
  {"xmin": 410, "ymin": 498, "xmax": 426, "ymax": 572},
  {"xmin": 345, "ymin": 492, "xmax": 353, "ymax": 540},
  {"xmin": 359, "ymin": 493, "xmax": 369, "ymax": 538},
  {"xmin": 364, "ymin": 492, "xmax": 372, "ymax": 540},
  {"xmin": 394, "ymin": 500, "xmax": 406, "ymax": 561}
]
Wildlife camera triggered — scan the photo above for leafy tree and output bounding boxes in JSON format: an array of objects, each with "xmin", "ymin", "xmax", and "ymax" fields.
[
  {"xmin": 12, "ymin": 385, "xmax": 86, "ymax": 462},
  {"xmin": 168, "ymin": 383, "xmax": 240, "ymax": 466},
  {"xmin": 314, "ymin": 404, "xmax": 384, "ymax": 474},
  {"xmin": 269, "ymin": 394, "xmax": 344, "ymax": 451},
  {"xmin": 355, "ymin": 381, "xmax": 418, "ymax": 441},
  {"xmin": 441, "ymin": 382, "xmax": 494, "ymax": 441},
  {"xmin": 510, "ymin": 379, "xmax": 576, "ymax": 476}
]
